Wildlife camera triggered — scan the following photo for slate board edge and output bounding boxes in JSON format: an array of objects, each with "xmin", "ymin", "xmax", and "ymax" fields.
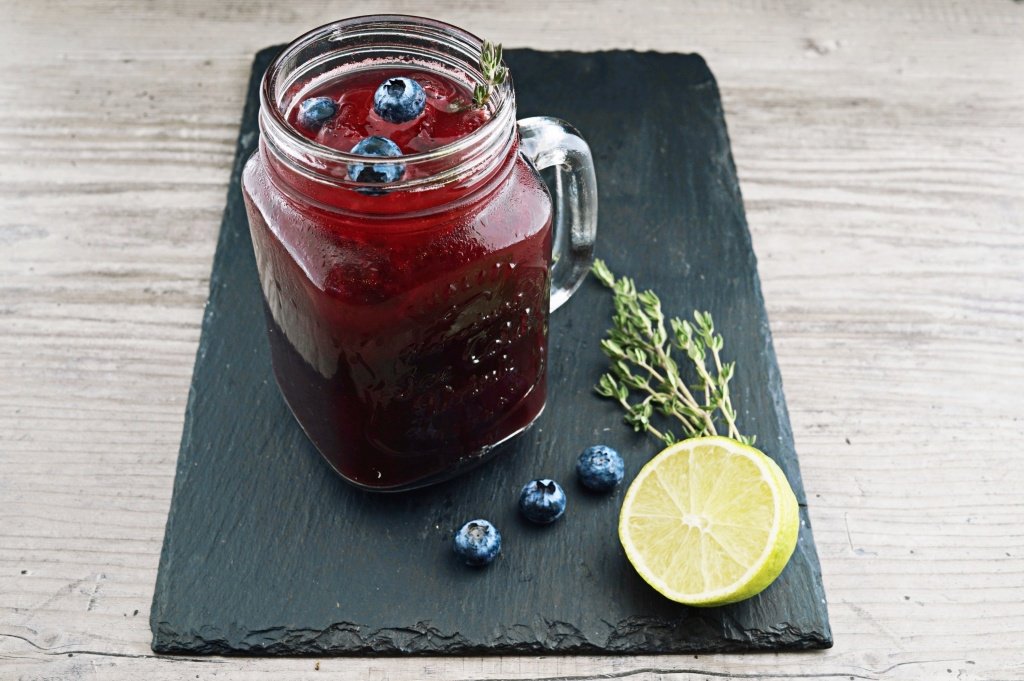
[
  {"xmin": 148, "ymin": 45, "xmax": 273, "ymax": 655},
  {"xmin": 150, "ymin": 46, "xmax": 832, "ymax": 655},
  {"xmin": 692, "ymin": 52, "xmax": 833, "ymax": 651}
]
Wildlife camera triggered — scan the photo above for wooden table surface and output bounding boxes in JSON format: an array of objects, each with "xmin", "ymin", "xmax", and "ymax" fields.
[{"xmin": 2, "ymin": 1, "xmax": 1022, "ymax": 679}]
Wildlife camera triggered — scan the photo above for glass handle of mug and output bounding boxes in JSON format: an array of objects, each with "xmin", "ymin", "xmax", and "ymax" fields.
[{"xmin": 518, "ymin": 116, "xmax": 598, "ymax": 312}]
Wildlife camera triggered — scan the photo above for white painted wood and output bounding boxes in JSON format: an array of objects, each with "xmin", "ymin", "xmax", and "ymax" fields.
[{"xmin": 1, "ymin": 1, "xmax": 1022, "ymax": 679}]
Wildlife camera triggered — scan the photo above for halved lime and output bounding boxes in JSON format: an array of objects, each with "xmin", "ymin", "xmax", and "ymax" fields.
[{"xmin": 618, "ymin": 436, "xmax": 799, "ymax": 607}]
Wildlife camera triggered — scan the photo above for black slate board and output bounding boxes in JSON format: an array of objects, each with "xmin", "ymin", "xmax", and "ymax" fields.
[{"xmin": 151, "ymin": 47, "xmax": 832, "ymax": 655}]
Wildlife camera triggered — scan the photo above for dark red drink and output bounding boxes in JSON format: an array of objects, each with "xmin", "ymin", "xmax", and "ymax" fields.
[{"xmin": 242, "ymin": 17, "xmax": 596, "ymax": 491}]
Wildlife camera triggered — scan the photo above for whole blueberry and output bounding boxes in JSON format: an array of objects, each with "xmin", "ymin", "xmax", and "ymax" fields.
[
  {"xmin": 453, "ymin": 519, "xmax": 501, "ymax": 566},
  {"xmin": 296, "ymin": 96, "xmax": 338, "ymax": 129},
  {"xmin": 576, "ymin": 445, "xmax": 625, "ymax": 492},
  {"xmin": 519, "ymin": 479, "xmax": 567, "ymax": 524},
  {"xmin": 373, "ymin": 77, "xmax": 427, "ymax": 123},
  {"xmin": 347, "ymin": 136, "xmax": 405, "ymax": 185}
]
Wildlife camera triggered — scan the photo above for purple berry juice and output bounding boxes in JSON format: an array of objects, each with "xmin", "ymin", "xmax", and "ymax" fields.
[{"xmin": 242, "ymin": 62, "xmax": 553, "ymax": 491}]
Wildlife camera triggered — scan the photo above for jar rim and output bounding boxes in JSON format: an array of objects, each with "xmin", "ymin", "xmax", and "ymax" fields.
[{"xmin": 259, "ymin": 14, "xmax": 515, "ymax": 191}]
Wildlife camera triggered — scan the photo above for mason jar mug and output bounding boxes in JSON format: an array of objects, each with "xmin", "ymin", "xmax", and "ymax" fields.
[{"xmin": 242, "ymin": 15, "xmax": 598, "ymax": 490}]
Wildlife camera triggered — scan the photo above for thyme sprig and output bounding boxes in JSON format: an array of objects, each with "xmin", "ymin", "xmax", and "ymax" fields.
[
  {"xmin": 591, "ymin": 259, "xmax": 754, "ymax": 447},
  {"xmin": 449, "ymin": 39, "xmax": 509, "ymax": 112},
  {"xmin": 473, "ymin": 40, "xmax": 508, "ymax": 106}
]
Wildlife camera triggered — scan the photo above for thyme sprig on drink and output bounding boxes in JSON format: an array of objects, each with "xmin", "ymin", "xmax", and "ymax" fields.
[
  {"xmin": 473, "ymin": 40, "xmax": 508, "ymax": 106},
  {"xmin": 449, "ymin": 39, "xmax": 509, "ymax": 112},
  {"xmin": 591, "ymin": 259, "xmax": 754, "ymax": 447}
]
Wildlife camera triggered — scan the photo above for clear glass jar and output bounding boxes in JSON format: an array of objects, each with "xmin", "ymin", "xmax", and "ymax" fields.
[{"xmin": 242, "ymin": 15, "xmax": 597, "ymax": 490}]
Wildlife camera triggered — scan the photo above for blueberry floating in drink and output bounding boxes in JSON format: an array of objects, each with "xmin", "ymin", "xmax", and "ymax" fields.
[
  {"xmin": 347, "ymin": 135, "xmax": 405, "ymax": 184},
  {"xmin": 296, "ymin": 96, "xmax": 338, "ymax": 129},
  {"xmin": 373, "ymin": 76, "xmax": 427, "ymax": 123}
]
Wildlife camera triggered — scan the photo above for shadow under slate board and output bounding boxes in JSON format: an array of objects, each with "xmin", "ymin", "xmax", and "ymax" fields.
[{"xmin": 150, "ymin": 47, "xmax": 832, "ymax": 655}]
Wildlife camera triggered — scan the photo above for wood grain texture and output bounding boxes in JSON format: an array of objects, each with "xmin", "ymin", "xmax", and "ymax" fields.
[{"xmin": 1, "ymin": 0, "xmax": 1022, "ymax": 679}]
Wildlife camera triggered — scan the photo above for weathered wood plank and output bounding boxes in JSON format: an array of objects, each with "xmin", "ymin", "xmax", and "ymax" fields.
[{"xmin": 1, "ymin": 0, "xmax": 1023, "ymax": 679}]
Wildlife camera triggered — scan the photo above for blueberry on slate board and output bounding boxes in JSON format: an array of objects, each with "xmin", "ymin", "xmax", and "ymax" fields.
[
  {"xmin": 347, "ymin": 136, "xmax": 405, "ymax": 184},
  {"xmin": 519, "ymin": 479, "xmax": 567, "ymax": 524},
  {"xmin": 373, "ymin": 77, "xmax": 426, "ymax": 123},
  {"xmin": 453, "ymin": 519, "xmax": 501, "ymax": 566},
  {"xmin": 297, "ymin": 96, "xmax": 337, "ymax": 129},
  {"xmin": 577, "ymin": 445, "xmax": 625, "ymax": 492}
]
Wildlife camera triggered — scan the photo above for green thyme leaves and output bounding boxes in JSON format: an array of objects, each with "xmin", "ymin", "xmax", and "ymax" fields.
[{"xmin": 591, "ymin": 259, "xmax": 754, "ymax": 447}]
